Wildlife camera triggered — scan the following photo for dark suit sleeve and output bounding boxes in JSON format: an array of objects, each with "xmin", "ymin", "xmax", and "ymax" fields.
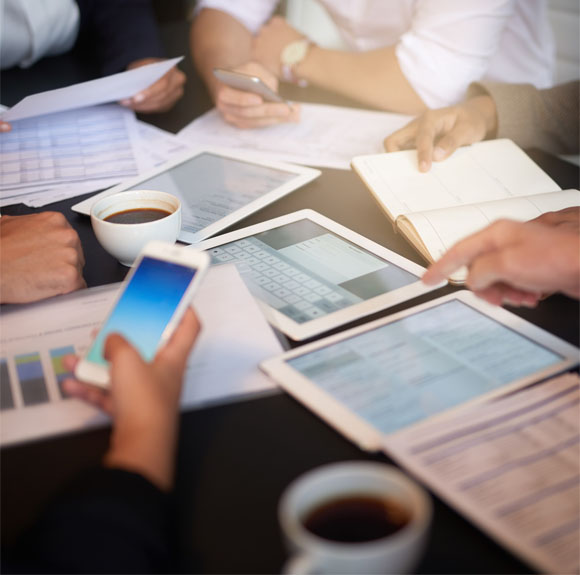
[
  {"xmin": 4, "ymin": 467, "xmax": 172, "ymax": 574},
  {"xmin": 75, "ymin": 0, "xmax": 165, "ymax": 75}
]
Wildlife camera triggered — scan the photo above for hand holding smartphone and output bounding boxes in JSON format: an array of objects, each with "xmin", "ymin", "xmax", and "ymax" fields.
[
  {"xmin": 213, "ymin": 67, "xmax": 292, "ymax": 107},
  {"xmin": 75, "ymin": 241, "xmax": 209, "ymax": 387}
]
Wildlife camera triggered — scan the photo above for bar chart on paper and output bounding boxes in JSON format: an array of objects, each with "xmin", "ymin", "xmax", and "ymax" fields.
[
  {"xmin": 0, "ymin": 347, "xmax": 77, "ymax": 411},
  {"xmin": 0, "ymin": 286, "xmax": 116, "ymax": 445}
]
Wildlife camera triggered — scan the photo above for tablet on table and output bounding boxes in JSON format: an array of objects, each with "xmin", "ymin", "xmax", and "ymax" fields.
[
  {"xmin": 194, "ymin": 209, "xmax": 444, "ymax": 340},
  {"xmin": 72, "ymin": 147, "xmax": 320, "ymax": 244},
  {"xmin": 261, "ymin": 290, "xmax": 579, "ymax": 450}
]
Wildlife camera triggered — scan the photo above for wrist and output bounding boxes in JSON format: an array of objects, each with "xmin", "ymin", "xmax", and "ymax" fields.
[
  {"xmin": 105, "ymin": 422, "xmax": 178, "ymax": 491},
  {"xmin": 280, "ymin": 39, "xmax": 313, "ymax": 86},
  {"xmin": 467, "ymin": 94, "xmax": 497, "ymax": 139}
]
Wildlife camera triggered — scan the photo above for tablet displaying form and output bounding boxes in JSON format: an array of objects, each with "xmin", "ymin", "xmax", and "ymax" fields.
[
  {"xmin": 72, "ymin": 148, "xmax": 320, "ymax": 243},
  {"xmin": 195, "ymin": 210, "xmax": 443, "ymax": 340},
  {"xmin": 261, "ymin": 291, "xmax": 579, "ymax": 449}
]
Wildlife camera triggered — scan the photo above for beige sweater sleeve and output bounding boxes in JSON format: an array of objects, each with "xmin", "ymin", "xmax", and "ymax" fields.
[{"xmin": 468, "ymin": 81, "xmax": 579, "ymax": 155}]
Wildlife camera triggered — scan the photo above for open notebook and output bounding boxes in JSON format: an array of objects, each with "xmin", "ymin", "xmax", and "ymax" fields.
[{"xmin": 352, "ymin": 139, "xmax": 580, "ymax": 283}]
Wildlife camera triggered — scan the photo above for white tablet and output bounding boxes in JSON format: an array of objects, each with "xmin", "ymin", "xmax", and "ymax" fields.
[
  {"xmin": 194, "ymin": 209, "xmax": 444, "ymax": 340},
  {"xmin": 71, "ymin": 147, "xmax": 320, "ymax": 244},
  {"xmin": 261, "ymin": 291, "xmax": 579, "ymax": 451}
]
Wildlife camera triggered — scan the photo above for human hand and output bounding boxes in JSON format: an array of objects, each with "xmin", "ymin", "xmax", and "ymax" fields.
[
  {"xmin": 0, "ymin": 121, "xmax": 11, "ymax": 132},
  {"xmin": 532, "ymin": 206, "xmax": 580, "ymax": 231},
  {"xmin": 422, "ymin": 219, "xmax": 580, "ymax": 305},
  {"xmin": 120, "ymin": 58, "xmax": 186, "ymax": 113},
  {"xmin": 63, "ymin": 308, "xmax": 201, "ymax": 490},
  {"xmin": 215, "ymin": 61, "xmax": 300, "ymax": 129},
  {"xmin": 252, "ymin": 15, "xmax": 304, "ymax": 77},
  {"xmin": 0, "ymin": 212, "xmax": 86, "ymax": 303},
  {"xmin": 384, "ymin": 95, "xmax": 497, "ymax": 172}
]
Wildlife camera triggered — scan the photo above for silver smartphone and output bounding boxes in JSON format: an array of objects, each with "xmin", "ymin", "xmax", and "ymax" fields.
[
  {"xmin": 75, "ymin": 241, "xmax": 209, "ymax": 387},
  {"xmin": 213, "ymin": 67, "xmax": 290, "ymax": 106}
]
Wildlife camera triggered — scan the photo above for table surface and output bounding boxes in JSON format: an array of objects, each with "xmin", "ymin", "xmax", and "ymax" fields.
[{"xmin": 2, "ymin": 20, "xmax": 579, "ymax": 574}]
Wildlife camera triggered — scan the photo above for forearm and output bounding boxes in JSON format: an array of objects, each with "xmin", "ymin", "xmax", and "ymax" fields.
[
  {"xmin": 105, "ymin": 415, "xmax": 179, "ymax": 492},
  {"xmin": 191, "ymin": 9, "xmax": 253, "ymax": 100},
  {"xmin": 76, "ymin": 0, "xmax": 164, "ymax": 75},
  {"xmin": 296, "ymin": 45, "xmax": 426, "ymax": 114},
  {"xmin": 469, "ymin": 81, "xmax": 580, "ymax": 155}
]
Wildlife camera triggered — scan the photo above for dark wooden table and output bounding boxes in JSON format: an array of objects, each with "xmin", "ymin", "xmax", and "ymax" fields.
[{"xmin": 2, "ymin": 19, "xmax": 579, "ymax": 574}]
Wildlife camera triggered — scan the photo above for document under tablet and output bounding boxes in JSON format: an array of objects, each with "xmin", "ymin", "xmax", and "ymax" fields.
[{"xmin": 262, "ymin": 292, "xmax": 579, "ymax": 446}]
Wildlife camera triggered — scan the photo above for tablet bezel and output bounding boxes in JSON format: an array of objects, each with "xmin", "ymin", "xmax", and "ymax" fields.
[
  {"xmin": 71, "ymin": 146, "xmax": 321, "ymax": 244},
  {"xmin": 194, "ymin": 209, "xmax": 445, "ymax": 340},
  {"xmin": 260, "ymin": 290, "xmax": 580, "ymax": 451}
]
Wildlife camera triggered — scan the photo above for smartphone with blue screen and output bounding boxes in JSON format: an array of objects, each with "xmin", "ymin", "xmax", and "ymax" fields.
[{"xmin": 75, "ymin": 241, "xmax": 209, "ymax": 387}]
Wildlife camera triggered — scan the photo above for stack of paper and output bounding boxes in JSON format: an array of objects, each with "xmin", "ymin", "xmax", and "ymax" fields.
[{"xmin": 0, "ymin": 58, "xmax": 192, "ymax": 207}]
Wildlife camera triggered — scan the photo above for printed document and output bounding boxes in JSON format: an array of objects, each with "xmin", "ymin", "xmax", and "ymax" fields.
[
  {"xmin": 387, "ymin": 372, "xmax": 580, "ymax": 574},
  {"xmin": 178, "ymin": 103, "xmax": 413, "ymax": 170},
  {"xmin": 0, "ymin": 265, "xmax": 281, "ymax": 446},
  {"xmin": 0, "ymin": 105, "xmax": 143, "ymax": 207}
]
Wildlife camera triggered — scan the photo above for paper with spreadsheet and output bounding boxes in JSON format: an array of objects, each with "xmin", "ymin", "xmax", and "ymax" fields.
[
  {"xmin": 0, "ymin": 110, "xmax": 194, "ymax": 208},
  {"xmin": 0, "ymin": 265, "xmax": 281, "ymax": 447},
  {"xmin": 387, "ymin": 372, "xmax": 580, "ymax": 574},
  {"xmin": 0, "ymin": 105, "xmax": 143, "ymax": 205}
]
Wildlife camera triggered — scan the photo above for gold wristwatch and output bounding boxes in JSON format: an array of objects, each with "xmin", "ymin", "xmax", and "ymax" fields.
[{"xmin": 280, "ymin": 39, "xmax": 311, "ymax": 87}]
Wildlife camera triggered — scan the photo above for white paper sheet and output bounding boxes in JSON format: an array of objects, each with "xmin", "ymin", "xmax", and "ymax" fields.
[
  {"xmin": 0, "ymin": 265, "xmax": 281, "ymax": 447},
  {"xmin": 0, "ymin": 105, "xmax": 144, "ymax": 207},
  {"xmin": 0, "ymin": 115, "xmax": 194, "ymax": 209},
  {"xmin": 178, "ymin": 104, "xmax": 413, "ymax": 170},
  {"xmin": 0, "ymin": 58, "xmax": 182, "ymax": 122},
  {"xmin": 387, "ymin": 372, "xmax": 580, "ymax": 574},
  {"xmin": 135, "ymin": 121, "xmax": 194, "ymax": 170}
]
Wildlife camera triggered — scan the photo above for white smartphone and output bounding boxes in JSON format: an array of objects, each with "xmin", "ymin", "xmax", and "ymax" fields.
[
  {"xmin": 213, "ymin": 67, "xmax": 290, "ymax": 105},
  {"xmin": 75, "ymin": 241, "xmax": 209, "ymax": 387}
]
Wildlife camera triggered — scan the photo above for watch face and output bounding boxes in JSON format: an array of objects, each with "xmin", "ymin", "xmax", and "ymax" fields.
[{"xmin": 282, "ymin": 39, "xmax": 310, "ymax": 66}]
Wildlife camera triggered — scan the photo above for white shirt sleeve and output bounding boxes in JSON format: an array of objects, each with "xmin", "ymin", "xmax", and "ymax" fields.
[
  {"xmin": 395, "ymin": 0, "xmax": 517, "ymax": 108},
  {"xmin": 195, "ymin": 0, "xmax": 279, "ymax": 34}
]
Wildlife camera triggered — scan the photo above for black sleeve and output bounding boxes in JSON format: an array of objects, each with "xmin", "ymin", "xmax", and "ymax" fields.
[
  {"xmin": 4, "ymin": 467, "xmax": 172, "ymax": 574},
  {"xmin": 75, "ymin": 0, "xmax": 165, "ymax": 75}
]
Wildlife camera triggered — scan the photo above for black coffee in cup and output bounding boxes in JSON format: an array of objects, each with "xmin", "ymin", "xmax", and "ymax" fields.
[
  {"xmin": 303, "ymin": 495, "xmax": 410, "ymax": 543},
  {"xmin": 104, "ymin": 208, "xmax": 171, "ymax": 225}
]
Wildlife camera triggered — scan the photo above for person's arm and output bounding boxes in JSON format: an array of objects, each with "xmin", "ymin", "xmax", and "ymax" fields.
[
  {"xmin": 3, "ymin": 309, "xmax": 201, "ymax": 574},
  {"xmin": 191, "ymin": 8, "xmax": 298, "ymax": 128},
  {"xmin": 251, "ymin": 16, "xmax": 425, "ymax": 114},
  {"xmin": 384, "ymin": 94, "xmax": 498, "ymax": 171},
  {"xmin": 0, "ymin": 212, "xmax": 86, "ymax": 303},
  {"xmin": 422, "ymin": 217, "xmax": 580, "ymax": 306},
  {"xmin": 384, "ymin": 80, "xmax": 580, "ymax": 172},
  {"xmin": 76, "ymin": 0, "xmax": 185, "ymax": 113},
  {"xmin": 191, "ymin": 8, "xmax": 254, "ymax": 100},
  {"xmin": 76, "ymin": 0, "xmax": 163, "ymax": 75},
  {"xmin": 64, "ymin": 308, "xmax": 201, "ymax": 490},
  {"xmin": 473, "ymin": 81, "xmax": 580, "ymax": 156},
  {"xmin": 252, "ymin": 0, "xmax": 521, "ymax": 115}
]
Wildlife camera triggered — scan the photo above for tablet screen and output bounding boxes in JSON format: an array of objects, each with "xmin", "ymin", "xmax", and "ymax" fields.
[
  {"xmin": 126, "ymin": 152, "xmax": 296, "ymax": 235},
  {"xmin": 208, "ymin": 219, "xmax": 419, "ymax": 324},
  {"xmin": 286, "ymin": 300, "xmax": 563, "ymax": 434}
]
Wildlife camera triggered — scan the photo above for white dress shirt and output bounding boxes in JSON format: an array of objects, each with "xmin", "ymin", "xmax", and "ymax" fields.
[
  {"xmin": 1, "ymin": 0, "xmax": 80, "ymax": 70},
  {"xmin": 196, "ymin": 0, "xmax": 554, "ymax": 108}
]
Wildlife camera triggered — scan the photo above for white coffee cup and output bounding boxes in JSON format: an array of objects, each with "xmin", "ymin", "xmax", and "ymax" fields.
[
  {"xmin": 91, "ymin": 190, "xmax": 181, "ymax": 266},
  {"xmin": 278, "ymin": 461, "xmax": 432, "ymax": 574}
]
